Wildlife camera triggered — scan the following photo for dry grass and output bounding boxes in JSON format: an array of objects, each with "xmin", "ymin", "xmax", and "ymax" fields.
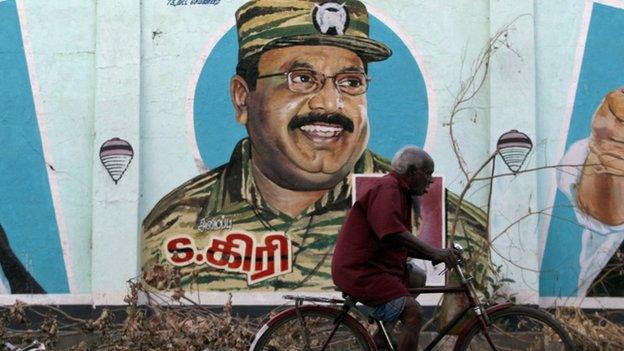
[
  {"xmin": 1, "ymin": 265, "xmax": 622, "ymax": 350},
  {"xmin": 1, "ymin": 266, "xmax": 265, "ymax": 350},
  {"xmin": 555, "ymin": 307, "xmax": 624, "ymax": 351}
]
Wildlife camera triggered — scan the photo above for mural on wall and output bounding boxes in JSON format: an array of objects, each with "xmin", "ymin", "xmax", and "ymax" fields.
[
  {"xmin": 541, "ymin": 1, "xmax": 624, "ymax": 298},
  {"xmin": 0, "ymin": 0, "xmax": 69, "ymax": 294},
  {"xmin": 141, "ymin": 0, "xmax": 492, "ymax": 292},
  {"xmin": 1, "ymin": 0, "xmax": 623, "ymax": 303},
  {"xmin": 100, "ymin": 138, "xmax": 134, "ymax": 185}
]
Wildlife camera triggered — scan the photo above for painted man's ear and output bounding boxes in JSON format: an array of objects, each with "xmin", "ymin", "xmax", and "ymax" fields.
[{"xmin": 231, "ymin": 75, "xmax": 250, "ymax": 125}]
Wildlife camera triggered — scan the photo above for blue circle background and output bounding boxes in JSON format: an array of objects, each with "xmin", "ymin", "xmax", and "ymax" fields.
[{"xmin": 194, "ymin": 17, "xmax": 428, "ymax": 168}]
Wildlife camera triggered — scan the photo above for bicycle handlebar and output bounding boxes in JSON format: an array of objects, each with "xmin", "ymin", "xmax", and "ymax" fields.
[
  {"xmin": 436, "ymin": 243, "xmax": 465, "ymax": 277},
  {"xmin": 452, "ymin": 243, "xmax": 464, "ymax": 258},
  {"xmin": 450, "ymin": 243, "xmax": 472, "ymax": 284}
]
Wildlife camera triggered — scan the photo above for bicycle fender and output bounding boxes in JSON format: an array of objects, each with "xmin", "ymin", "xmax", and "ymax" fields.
[
  {"xmin": 249, "ymin": 306, "xmax": 299, "ymax": 351},
  {"xmin": 249, "ymin": 305, "xmax": 378, "ymax": 351},
  {"xmin": 452, "ymin": 303, "xmax": 513, "ymax": 351},
  {"xmin": 249, "ymin": 323, "xmax": 268, "ymax": 351}
]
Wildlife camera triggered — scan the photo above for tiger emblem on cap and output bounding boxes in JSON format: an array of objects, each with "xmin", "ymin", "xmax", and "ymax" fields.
[{"xmin": 313, "ymin": 2, "xmax": 349, "ymax": 35}]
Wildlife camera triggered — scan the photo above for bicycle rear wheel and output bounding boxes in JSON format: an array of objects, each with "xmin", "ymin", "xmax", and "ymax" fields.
[
  {"xmin": 251, "ymin": 305, "xmax": 374, "ymax": 351},
  {"xmin": 458, "ymin": 306, "xmax": 574, "ymax": 351}
]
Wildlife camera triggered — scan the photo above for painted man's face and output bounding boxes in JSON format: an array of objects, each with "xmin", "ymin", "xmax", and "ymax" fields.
[{"xmin": 239, "ymin": 45, "xmax": 369, "ymax": 191}]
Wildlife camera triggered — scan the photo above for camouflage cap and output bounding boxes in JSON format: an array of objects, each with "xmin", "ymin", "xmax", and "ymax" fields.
[{"xmin": 235, "ymin": 0, "xmax": 392, "ymax": 63}]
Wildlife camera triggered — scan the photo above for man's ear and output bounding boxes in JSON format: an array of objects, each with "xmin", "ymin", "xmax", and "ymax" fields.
[{"xmin": 231, "ymin": 75, "xmax": 250, "ymax": 125}]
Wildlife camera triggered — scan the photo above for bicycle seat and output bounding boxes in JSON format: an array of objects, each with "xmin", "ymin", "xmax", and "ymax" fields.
[
  {"xmin": 328, "ymin": 288, "xmax": 360, "ymax": 309},
  {"xmin": 343, "ymin": 294, "xmax": 360, "ymax": 307},
  {"xmin": 335, "ymin": 290, "xmax": 381, "ymax": 322}
]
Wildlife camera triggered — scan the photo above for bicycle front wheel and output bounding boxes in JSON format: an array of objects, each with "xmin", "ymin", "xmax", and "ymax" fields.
[
  {"xmin": 458, "ymin": 305, "xmax": 574, "ymax": 351},
  {"xmin": 251, "ymin": 305, "xmax": 374, "ymax": 351}
]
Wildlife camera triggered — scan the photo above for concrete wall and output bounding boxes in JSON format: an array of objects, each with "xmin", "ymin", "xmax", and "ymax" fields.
[{"xmin": 0, "ymin": 0, "xmax": 622, "ymax": 309}]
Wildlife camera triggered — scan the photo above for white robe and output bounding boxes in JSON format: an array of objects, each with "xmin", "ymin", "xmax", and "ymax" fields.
[{"xmin": 557, "ymin": 139, "xmax": 624, "ymax": 297}]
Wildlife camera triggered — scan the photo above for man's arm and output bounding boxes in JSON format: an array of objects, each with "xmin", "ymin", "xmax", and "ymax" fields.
[{"xmin": 383, "ymin": 231, "xmax": 459, "ymax": 267}]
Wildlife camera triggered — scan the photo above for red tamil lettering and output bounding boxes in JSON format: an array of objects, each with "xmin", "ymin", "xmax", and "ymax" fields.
[
  {"xmin": 250, "ymin": 234, "xmax": 291, "ymax": 283},
  {"xmin": 175, "ymin": 231, "xmax": 292, "ymax": 284},
  {"xmin": 206, "ymin": 238, "xmax": 230, "ymax": 268},
  {"xmin": 226, "ymin": 233, "xmax": 254, "ymax": 272},
  {"xmin": 166, "ymin": 236, "xmax": 195, "ymax": 266}
]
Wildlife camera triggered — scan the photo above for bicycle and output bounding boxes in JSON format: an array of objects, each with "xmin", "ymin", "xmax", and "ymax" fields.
[{"xmin": 249, "ymin": 244, "xmax": 574, "ymax": 351}]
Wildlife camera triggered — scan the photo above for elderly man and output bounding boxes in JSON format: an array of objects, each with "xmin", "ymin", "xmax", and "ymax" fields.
[
  {"xmin": 142, "ymin": 0, "xmax": 490, "ymax": 293},
  {"xmin": 332, "ymin": 146, "xmax": 461, "ymax": 350}
]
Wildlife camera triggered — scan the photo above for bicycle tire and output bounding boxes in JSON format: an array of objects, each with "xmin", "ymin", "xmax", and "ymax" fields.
[
  {"xmin": 457, "ymin": 305, "xmax": 575, "ymax": 351},
  {"xmin": 250, "ymin": 305, "xmax": 375, "ymax": 351}
]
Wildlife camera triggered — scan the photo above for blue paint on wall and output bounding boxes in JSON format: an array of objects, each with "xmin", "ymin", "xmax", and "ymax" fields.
[
  {"xmin": 194, "ymin": 17, "xmax": 428, "ymax": 168},
  {"xmin": 0, "ymin": 0, "xmax": 69, "ymax": 293},
  {"xmin": 540, "ymin": 3, "xmax": 624, "ymax": 297}
]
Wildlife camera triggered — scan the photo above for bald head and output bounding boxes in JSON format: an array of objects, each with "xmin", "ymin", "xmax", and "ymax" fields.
[{"xmin": 391, "ymin": 146, "xmax": 434, "ymax": 175}]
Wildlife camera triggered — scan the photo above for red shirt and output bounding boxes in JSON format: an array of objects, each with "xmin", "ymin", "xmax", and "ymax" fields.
[{"xmin": 332, "ymin": 172, "xmax": 412, "ymax": 306}]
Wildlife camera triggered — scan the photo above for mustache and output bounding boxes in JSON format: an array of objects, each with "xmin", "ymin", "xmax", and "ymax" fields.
[{"xmin": 288, "ymin": 113, "xmax": 355, "ymax": 133}]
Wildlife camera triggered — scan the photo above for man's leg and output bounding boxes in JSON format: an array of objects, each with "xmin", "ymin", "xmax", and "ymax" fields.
[
  {"xmin": 373, "ymin": 266, "xmax": 426, "ymax": 349},
  {"xmin": 373, "ymin": 319, "xmax": 399, "ymax": 349},
  {"xmin": 397, "ymin": 264, "xmax": 425, "ymax": 350},
  {"xmin": 398, "ymin": 297, "xmax": 422, "ymax": 351}
]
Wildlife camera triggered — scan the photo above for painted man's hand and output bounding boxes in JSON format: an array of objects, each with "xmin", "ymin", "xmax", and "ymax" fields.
[
  {"xmin": 577, "ymin": 88, "xmax": 624, "ymax": 225},
  {"xmin": 587, "ymin": 89, "xmax": 624, "ymax": 173}
]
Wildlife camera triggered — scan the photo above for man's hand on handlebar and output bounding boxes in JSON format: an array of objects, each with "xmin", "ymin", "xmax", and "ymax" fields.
[
  {"xmin": 432, "ymin": 246, "xmax": 462, "ymax": 268},
  {"xmin": 383, "ymin": 232, "xmax": 464, "ymax": 267}
]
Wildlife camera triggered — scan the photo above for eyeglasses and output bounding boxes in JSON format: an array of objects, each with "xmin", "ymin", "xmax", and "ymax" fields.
[{"xmin": 257, "ymin": 69, "xmax": 371, "ymax": 96}]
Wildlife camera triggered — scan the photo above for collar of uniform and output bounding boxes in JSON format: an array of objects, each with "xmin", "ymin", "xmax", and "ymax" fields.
[{"xmin": 206, "ymin": 138, "xmax": 380, "ymax": 219}]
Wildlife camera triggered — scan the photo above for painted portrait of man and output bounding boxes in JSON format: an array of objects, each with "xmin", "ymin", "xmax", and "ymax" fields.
[
  {"xmin": 142, "ymin": 0, "xmax": 490, "ymax": 292},
  {"xmin": 541, "ymin": 2, "xmax": 624, "ymax": 299},
  {"xmin": 556, "ymin": 89, "xmax": 624, "ymax": 297}
]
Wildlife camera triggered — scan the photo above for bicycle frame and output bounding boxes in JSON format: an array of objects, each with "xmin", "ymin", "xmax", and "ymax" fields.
[
  {"xmin": 404, "ymin": 285, "xmax": 511, "ymax": 351},
  {"xmin": 273, "ymin": 262, "xmax": 508, "ymax": 351},
  {"xmin": 374, "ymin": 261, "xmax": 505, "ymax": 351},
  {"xmin": 250, "ymin": 253, "xmax": 516, "ymax": 351}
]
